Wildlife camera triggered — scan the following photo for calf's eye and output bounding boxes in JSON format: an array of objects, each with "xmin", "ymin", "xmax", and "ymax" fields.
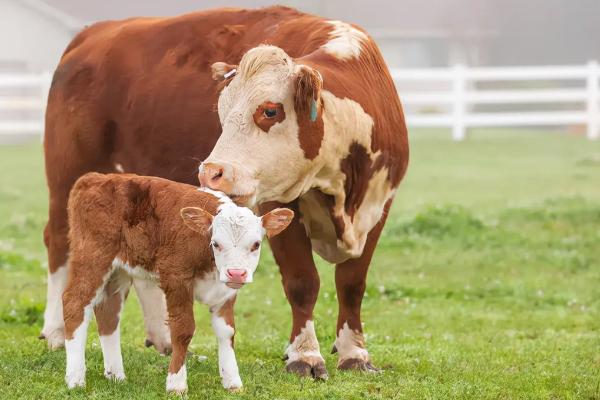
[
  {"xmin": 212, "ymin": 242, "xmax": 221, "ymax": 250},
  {"xmin": 251, "ymin": 241, "xmax": 260, "ymax": 252}
]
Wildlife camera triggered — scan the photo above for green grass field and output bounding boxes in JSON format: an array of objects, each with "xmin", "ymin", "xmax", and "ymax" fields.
[{"xmin": 0, "ymin": 130, "xmax": 599, "ymax": 399}]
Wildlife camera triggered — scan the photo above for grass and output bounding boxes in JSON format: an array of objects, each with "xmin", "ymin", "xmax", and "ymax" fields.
[{"xmin": 0, "ymin": 129, "xmax": 599, "ymax": 399}]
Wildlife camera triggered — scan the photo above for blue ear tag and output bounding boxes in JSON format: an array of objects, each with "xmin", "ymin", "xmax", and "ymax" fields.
[{"xmin": 310, "ymin": 98, "xmax": 318, "ymax": 122}]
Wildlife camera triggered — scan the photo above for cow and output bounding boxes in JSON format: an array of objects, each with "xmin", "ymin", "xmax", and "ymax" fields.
[
  {"xmin": 42, "ymin": 6, "xmax": 409, "ymax": 379},
  {"xmin": 62, "ymin": 172, "xmax": 294, "ymax": 392}
]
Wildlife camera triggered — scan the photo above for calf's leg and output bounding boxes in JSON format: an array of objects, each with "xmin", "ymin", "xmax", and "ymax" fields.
[
  {"xmin": 333, "ymin": 200, "xmax": 391, "ymax": 371},
  {"xmin": 164, "ymin": 283, "xmax": 195, "ymax": 394},
  {"xmin": 95, "ymin": 269, "xmax": 131, "ymax": 381},
  {"xmin": 211, "ymin": 296, "xmax": 242, "ymax": 390},
  {"xmin": 63, "ymin": 252, "xmax": 115, "ymax": 388},
  {"xmin": 260, "ymin": 201, "xmax": 327, "ymax": 380},
  {"xmin": 132, "ymin": 278, "xmax": 172, "ymax": 354}
]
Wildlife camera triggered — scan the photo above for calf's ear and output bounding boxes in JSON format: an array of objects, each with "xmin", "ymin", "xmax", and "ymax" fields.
[
  {"xmin": 211, "ymin": 62, "xmax": 238, "ymax": 81},
  {"xmin": 261, "ymin": 208, "xmax": 295, "ymax": 238},
  {"xmin": 294, "ymin": 65, "xmax": 323, "ymax": 121},
  {"xmin": 180, "ymin": 207, "xmax": 213, "ymax": 233}
]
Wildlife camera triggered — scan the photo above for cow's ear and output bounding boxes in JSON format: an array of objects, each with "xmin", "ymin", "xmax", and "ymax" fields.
[
  {"xmin": 211, "ymin": 62, "xmax": 238, "ymax": 81},
  {"xmin": 261, "ymin": 208, "xmax": 294, "ymax": 238},
  {"xmin": 181, "ymin": 207, "xmax": 213, "ymax": 232},
  {"xmin": 294, "ymin": 65, "xmax": 323, "ymax": 122}
]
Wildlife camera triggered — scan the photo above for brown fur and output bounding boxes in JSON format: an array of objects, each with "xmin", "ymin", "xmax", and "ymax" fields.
[
  {"xmin": 253, "ymin": 102, "xmax": 286, "ymax": 132},
  {"xmin": 63, "ymin": 172, "xmax": 222, "ymax": 376}
]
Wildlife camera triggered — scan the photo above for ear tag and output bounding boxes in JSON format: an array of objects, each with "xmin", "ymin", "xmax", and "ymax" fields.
[
  {"xmin": 310, "ymin": 98, "xmax": 318, "ymax": 122},
  {"xmin": 223, "ymin": 68, "xmax": 237, "ymax": 79}
]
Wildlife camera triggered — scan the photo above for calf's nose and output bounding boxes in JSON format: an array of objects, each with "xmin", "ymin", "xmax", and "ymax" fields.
[
  {"xmin": 226, "ymin": 268, "xmax": 248, "ymax": 283},
  {"xmin": 198, "ymin": 162, "xmax": 234, "ymax": 192}
]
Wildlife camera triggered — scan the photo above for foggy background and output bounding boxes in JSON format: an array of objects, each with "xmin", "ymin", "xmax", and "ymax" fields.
[{"xmin": 1, "ymin": 0, "xmax": 598, "ymax": 73}]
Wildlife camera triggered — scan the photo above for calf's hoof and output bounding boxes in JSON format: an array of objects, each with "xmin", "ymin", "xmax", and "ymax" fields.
[
  {"xmin": 222, "ymin": 374, "xmax": 243, "ymax": 391},
  {"xmin": 44, "ymin": 329, "xmax": 65, "ymax": 350},
  {"xmin": 65, "ymin": 371, "xmax": 86, "ymax": 389},
  {"xmin": 338, "ymin": 358, "xmax": 380, "ymax": 373},
  {"xmin": 285, "ymin": 359, "xmax": 329, "ymax": 380},
  {"xmin": 104, "ymin": 369, "xmax": 126, "ymax": 382}
]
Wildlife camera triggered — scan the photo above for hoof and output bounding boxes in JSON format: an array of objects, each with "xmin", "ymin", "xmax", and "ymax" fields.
[
  {"xmin": 104, "ymin": 370, "xmax": 126, "ymax": 382},
  {"xmin": 338, "ymin": 358, "xmax": 381, "ymax": 373},
  {"xmin": 286, "ymin": 360, "xmax": 329, "ymax": 380},
  {"xmin": 145, "ymin": 338, "xmax": 172, "ymax": 355},
  {"xmin": 46, "ymin": 329, "xmax": 65, "ymax": 350}
]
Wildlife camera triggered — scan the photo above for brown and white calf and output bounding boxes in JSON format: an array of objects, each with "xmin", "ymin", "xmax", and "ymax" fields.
[{"xmin": 62, "ymin": 173, "xmax": 293, "ymax": 392}]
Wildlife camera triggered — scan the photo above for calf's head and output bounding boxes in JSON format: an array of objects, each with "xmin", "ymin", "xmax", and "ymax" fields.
[
  {"xmin": 199, "ymin": 45, "xmax": 323, "ymax": 206},
  {"xmin": 181, "ymin": 204, "xmax": 293, "ymax": 288}
]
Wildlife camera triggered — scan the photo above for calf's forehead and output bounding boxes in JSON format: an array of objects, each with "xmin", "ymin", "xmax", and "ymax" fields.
[{"xmin": 212, "ymin": 206, "xmax": 263, "ymax": 242}]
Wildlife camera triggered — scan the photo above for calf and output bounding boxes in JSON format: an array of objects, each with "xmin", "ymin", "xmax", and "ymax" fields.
[{"xmin": 62, "ymin": 173, "xmax": 293, "ymax": 393}]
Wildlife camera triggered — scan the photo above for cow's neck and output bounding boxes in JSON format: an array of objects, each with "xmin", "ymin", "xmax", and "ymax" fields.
[{"xmin": 298, "ymin": 90, "xmax": 395, "ymax": 263}]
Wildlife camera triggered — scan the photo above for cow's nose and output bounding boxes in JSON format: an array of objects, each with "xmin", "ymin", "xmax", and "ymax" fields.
[
  {"xmin": 198, "ymin": 162, "xmax": 232, "ymax": 192},
  {"xmin": 226, "ymin": 268, "xmax": 248, "ymax": 283}
]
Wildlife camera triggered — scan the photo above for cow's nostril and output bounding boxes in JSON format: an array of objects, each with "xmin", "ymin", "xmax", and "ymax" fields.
[{"xmin": 211, "ymin": 169, "xmax": 223, "ymax": 181}]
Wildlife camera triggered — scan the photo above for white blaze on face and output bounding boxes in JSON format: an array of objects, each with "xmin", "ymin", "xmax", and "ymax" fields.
[
  {"xmin": 210, "ymin": 203, "xmax": 264, "ymax": 284},
  {"xmin": 321, "ymin": 20, "xmax": 367, "ymax": 60}
]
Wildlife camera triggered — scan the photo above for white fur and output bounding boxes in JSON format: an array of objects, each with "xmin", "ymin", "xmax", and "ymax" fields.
[
  {"xmin": 194, "ymin": 271, "xmax": 237, "ymax": 309},
  {"xmin": 65, "ymin": 304, "xmax": 92, "ymax": 388},
  {"xmin": 100, "ymin": 323, "xmax": 125, "ymax": 381},
  {"xmin": 132, "ymin": 278, "xmax": 171, "ymax": 353},
  {"xmin": 285, "ymin": 320, "xmax": 324, "ymax": 365},
  {"xmin": 166, "ymin": 364, "xmax": 187, "ymax": 393},
  {"xmin": 41, "ymin": 265, "xmax": 68, "ymax": 349},
  {"xmin": 212, "ymin": 315, "xmax": 242, "ymax": 390},
  {"xmin": 322, "ymin": 20, "xmax": 367, "ymax": 60},
  {"xmin": 334, "ymin": 322, "xmax": 370, "ymax": 363}
]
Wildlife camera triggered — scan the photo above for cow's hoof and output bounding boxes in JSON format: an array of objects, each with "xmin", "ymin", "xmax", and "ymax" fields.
[
  {"xmin": 65, "ymin": 371, "xmax": 86, "ymax": 389},
  {"xmin": 338, "ymin": 358, "xmax": 381, "ymax": 373},
  {"xmin": 45, "ymin": 329, "xmax": 65, "ymax": 350},
  {"xmin": 145, "ymin": 338, "xmax": 172, "ymax": 355},
  {"xmin": 286, "ymin": 360, "xmax": 329, "ymax": 380},
  {"xmin": 223, "ymin": 375, "xmax": 243, "ymax": 391}
]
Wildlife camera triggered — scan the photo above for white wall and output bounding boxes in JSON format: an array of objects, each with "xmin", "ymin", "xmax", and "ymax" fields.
[{"xmin": 0, "ymin": 0, "xmax": 75, "ymax": 72}]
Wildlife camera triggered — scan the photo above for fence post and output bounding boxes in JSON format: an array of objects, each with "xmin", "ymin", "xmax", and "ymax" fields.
[
  {"xmin": 40, "ymin": 71, "xmax": 52, "ymax": 142},
  {"xmin": 452, "ymin": 64, "xmax": 466, "ymax": 141},
  {"xmin": 586, "ymin": 61, "xmax": 599, "ymax": 140}
]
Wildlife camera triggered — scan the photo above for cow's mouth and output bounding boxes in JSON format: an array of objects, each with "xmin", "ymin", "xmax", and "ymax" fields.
[{"xmin": 228, "ymin": 192, "xmax": 255, "ymax": 207}]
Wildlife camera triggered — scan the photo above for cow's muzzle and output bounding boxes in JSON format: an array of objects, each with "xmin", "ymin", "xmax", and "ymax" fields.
[{"xmin": 198, "ymin": 161, "xmax": 257, "ymax": 205}]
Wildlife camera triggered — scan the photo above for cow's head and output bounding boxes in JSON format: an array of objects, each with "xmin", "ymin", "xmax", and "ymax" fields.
[{"xmin": 199, "ymin": 45, "xmax": 324, "ymax": 206}]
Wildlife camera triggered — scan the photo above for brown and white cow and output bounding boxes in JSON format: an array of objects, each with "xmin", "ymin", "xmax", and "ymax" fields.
[
  {"xmin": 62, "ymin": 172, "xmax": 293, "ymax": 392},
  {"xmin": 43, "ymin": 6, "xmax": 409, "ymax": 378}
]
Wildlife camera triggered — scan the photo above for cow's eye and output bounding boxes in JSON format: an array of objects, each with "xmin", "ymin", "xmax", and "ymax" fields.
[
  {"xmin": 263, "ymin": 108, "xmax": 278, "ymax": 118},
  {"xmin": 212, "ymin": 241, "xmax": 221, "ymax": 251},
  {"xmin": 251, "ymin": 241, "xmax": 260, "ymax": 252}
]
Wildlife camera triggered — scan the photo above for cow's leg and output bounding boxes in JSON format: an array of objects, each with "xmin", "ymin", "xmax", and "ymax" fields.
[
  {"xmin": 260, "ymin": 201, "xmax": 327, "ymax": 380},
  {"xmin": 132, "ymin": 278, "xmax": 172, "ymax": 355},
  {"xmin": 211, "ymin": 296, "xmax": 242, "ymax": 391},
  {"xmin": 40, "ymin": 197, "xmax": 69, "ymax": 350},
  {"xmin": 164, "ymin": 284, "xmax": 195, "ymax": 394},
  {"xmin": 333, "ymin": 201, "xmax": 391, "ymax": 371},
  {"xmin": 95, "ymin": 269, "xmax": 131, "ymax": 381},
  {"xmin": 63, "ymin": 252, "xmax": 115, "ymax": 388}
]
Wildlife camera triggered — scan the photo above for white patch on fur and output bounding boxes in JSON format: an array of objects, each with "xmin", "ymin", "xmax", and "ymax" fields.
[
  {"xmin": 131, "ymin": 278, "xmax": 171, "ymax": 353},
  {"xmin": 100, "ymin": 322, "xmax": 125, "ymax": 381},
  {"xmin": 42, "ymin": 265, "xmax": 68, "ymax": 349},
  {"xmin": 194, "ymin": 270, "xmax": 237, "ymax": 309},
  {"xmin": 166, "ymin": 364, "xmax": 187, "ymax": 393},
  {"xmin": 285, "ymin": 320, "xmax": 324, "ymax": 365},
  {"xmin": 211, "ymin": 315, "xmax": 242, "ymax": 390},
  {"xmin": 198, "ymin": 187, "xmax": 234, "ymax": 205},
  {"xmin": 334, "ymin": 322, "xmax": 370, "ymax": 363},
  {"xmin": 114, "ymin": 163, "xmax": 124, "ymax": 173},
  {"xmin": 113, "ymin": 258, "xmax": 159, "ymax": 282},
  {"xmin": 65, "ymin": 304, "xmax": 92, "ymax": 389},
  {"xmin": 322, "ymin": 21, "xmax": 367, "ymax": 60}
]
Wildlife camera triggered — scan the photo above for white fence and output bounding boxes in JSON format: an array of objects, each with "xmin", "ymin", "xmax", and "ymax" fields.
[
  {"xmin": 0, "ymin": 62, "xmax": 599, "ymax": 141},
  {"xmin": 392, "ymin": 61, "xmax": 600, "ymax": 140}
]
